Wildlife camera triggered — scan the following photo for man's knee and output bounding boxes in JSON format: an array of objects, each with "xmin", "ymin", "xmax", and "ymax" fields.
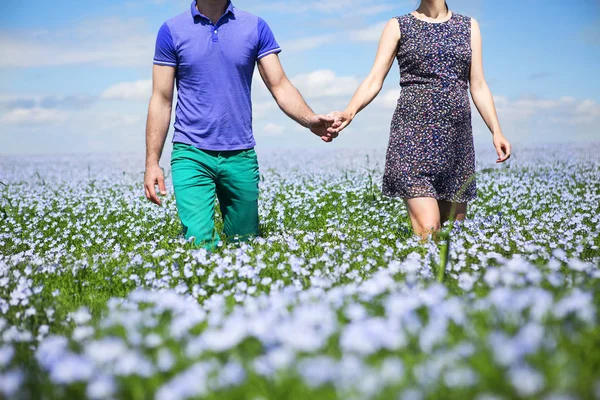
[{"xmin": 221, "ymin": 198, "xmax": 259, "ymax": 240}]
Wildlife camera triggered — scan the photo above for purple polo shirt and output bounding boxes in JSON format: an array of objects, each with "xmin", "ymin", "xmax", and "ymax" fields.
[{"xmin": 153, "ymin": 1, "xmax": 281, "ymax": 151}]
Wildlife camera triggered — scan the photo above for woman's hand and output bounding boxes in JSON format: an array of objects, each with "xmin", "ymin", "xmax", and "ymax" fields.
[
  {"xmin": 493, "ymin": 132, "xmax": 511, "ymax": 163},
  {"xmin": 327, "ymin": 111, "xmax": 354, "ymax": 135},
  {"xmin": 307, "ymin": 113, "xmax": 337, "ymax": 142}
]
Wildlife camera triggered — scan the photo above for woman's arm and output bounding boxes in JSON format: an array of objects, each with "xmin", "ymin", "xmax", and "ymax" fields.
[
  {"xmin": 329, "ymin": 18, "xmax": 401, "ymax": 134},
  {"xmin": 469, "ymin": 18, "xmax": 511, "ymax": 163}
]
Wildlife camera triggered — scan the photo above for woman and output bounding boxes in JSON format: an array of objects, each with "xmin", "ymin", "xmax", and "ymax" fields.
[{"xmin": 327, "ymin": 0, "xmax": 511, "ymax": 239}]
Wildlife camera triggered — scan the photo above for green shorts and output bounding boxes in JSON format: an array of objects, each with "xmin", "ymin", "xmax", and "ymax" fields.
[{"xmin": 170, "ymin": 142, "xmax": 260, "ymax": 249}]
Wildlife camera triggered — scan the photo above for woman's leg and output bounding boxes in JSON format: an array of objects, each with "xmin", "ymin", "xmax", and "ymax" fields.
[
  {"xmin": 438, "ymin": 200, "xmax": 468, "ymax": 226},
  {"xmin": 403, "ymin": 197, "xmax": 442, "ymax": 240}
]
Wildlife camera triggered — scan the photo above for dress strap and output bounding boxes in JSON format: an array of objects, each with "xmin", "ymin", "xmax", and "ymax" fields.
[{"xmin": 395, "ymin": 14, "xmax": 410, "ymax": 35}]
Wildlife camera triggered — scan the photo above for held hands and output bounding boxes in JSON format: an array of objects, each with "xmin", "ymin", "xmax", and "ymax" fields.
[
  {"xmin": 307, "ymin": 110, "xmax": 353, "ymax": 143},
  {"xmin": 326, "ymin": 111, "xmax": 353, "ymax": 136},
  {"xmin": 308, "ymin": 113, "xmax": 338, "ymax": 143}
]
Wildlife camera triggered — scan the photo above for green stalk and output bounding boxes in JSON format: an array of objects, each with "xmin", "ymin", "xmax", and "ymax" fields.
[{"xmin": 437, "ymin": 172, "xmax": 477, "ymax": 282}]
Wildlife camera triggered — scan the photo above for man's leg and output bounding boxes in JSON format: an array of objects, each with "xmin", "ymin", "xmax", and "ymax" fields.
[
  {"xmin": 170, "ymin": 143, "xmax": 220, "ymax": 249},
  {"xmin": 216, "ymin": 148, "xmax": 260, "ymax": 243}
]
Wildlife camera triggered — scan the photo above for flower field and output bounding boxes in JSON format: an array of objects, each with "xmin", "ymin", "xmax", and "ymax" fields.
[{"xmin": 1, "ymin": 143, "xmax": 599, "ymax": 400}]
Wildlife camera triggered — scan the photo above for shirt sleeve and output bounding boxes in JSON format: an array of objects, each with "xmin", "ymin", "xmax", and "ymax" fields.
[
  {"xmin": 257, "ymin": 18, "xmax": 282, "ymax": 60},
  {"xmin": 153, "ymin": 22, "xmax": 177, "ymax": 67}
]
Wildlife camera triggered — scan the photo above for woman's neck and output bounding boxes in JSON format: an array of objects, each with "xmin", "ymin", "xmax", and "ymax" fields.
[{"xmin": 416, "ymin": 0, "xmax": 449, "ymax": 19}]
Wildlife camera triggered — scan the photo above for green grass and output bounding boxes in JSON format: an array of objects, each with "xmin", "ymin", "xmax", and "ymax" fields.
[{"xmin": 0, "ymin": 153, "xmax": 599, "ymax": 399}]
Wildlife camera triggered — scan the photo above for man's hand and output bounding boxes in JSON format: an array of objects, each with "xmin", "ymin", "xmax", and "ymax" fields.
[
  {"xmin": 327, "ymin": 111, "xmax": 354, "ymax": 135},
  {"xmin": 144, "ymin": 164, "xmax": 167, "ymax": 205},
  {"xmin": 308, "ymin": 113, "xmax": 337, "ymax": 143}
]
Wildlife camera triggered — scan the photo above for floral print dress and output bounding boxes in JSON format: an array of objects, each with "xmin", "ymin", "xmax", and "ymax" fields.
[{"xmin": 382, "ymin": 12, "xmax": 477, "ymax": 203}]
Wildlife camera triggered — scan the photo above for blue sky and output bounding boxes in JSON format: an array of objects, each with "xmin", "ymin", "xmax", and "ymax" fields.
[{"xmin": 1, "ymin": 0, "xmax": 599, "ymax": 155}]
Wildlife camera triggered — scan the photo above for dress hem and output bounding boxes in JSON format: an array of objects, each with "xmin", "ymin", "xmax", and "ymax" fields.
[{"xmin": 381, "ymin": 190, "xmax": 477, "ymax": 203}]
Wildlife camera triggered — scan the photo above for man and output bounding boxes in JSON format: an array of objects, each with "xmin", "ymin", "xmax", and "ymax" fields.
[{"xmin": 144, "ymin": 0, "xmax": 337, "ymax": 249}]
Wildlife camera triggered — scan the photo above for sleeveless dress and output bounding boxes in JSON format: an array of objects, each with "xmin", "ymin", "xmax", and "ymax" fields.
[{"xmin": 382, "ymin": 12, "xmax": 477, "ymax": 203}]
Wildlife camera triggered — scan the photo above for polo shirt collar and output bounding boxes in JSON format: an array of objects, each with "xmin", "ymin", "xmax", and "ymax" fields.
[{"xmin": 191, "ymin": 1, "xmax": 235, "ymax": 21}]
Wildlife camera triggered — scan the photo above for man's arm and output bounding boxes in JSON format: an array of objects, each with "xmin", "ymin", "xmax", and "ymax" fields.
[
  {"xmin": 144, "ymin": 64, "xmax": 175, "ymax": 205},
  {"xmin": 257, "ymin": 54, "xmax": 335, "ymax": 141}
]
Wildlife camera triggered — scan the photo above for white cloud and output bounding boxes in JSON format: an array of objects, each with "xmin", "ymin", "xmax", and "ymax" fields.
[
  {"xmin": 0, "ymin": 7, "xmax": 391, "ymax": 69},
  {"xmin": 86, "ymin": 112, "xmax": 144, "ymax": 132},
  {"xmin": 291, "ymin": 70, "xmax": 360, "ymax": 99},
  {"xmin": 492, "ymin": 96, "xmax": 600, "ymax": 125},
  {"xmin": 251, "ymin": 0, "xmax": 399, "ymax": 15},
  {"xmin": 572, "ymin": 99, "xmax": 600, "ymax": 123},
  {"xmin": 374, "ymin": 89, "xmax": 400, "ymax": 110},
  {"xmin": 283, "ymin": 34, "xmax": 337, "ymax": 53},
  {"xmin": 349, "ymin": 21, "xmax": 388, "ymax": 42},
  {"xmin": 5, "ymin": 62, "xmax": 599, "ymax": 155},
  {"xmin": 280, "ymin": 21, "xmax": 390, "ymax": 55},
  {"xmin": 0, "ymin": 17, "xmax": 155, "ymax": 67},
  {"xmin": 1, "ymin": 108, "xmax": 69, "ymax": 125},
  {"xmin": 0, "ymin": 94, "xmax": 96, "ymax": 111},
  {"xmin": 261, "ymin": 123, "xmax": 286, "ymax": 137},
  {"xmin": 468, "ymin": 95, "xmax": 600, "ymax": 142},
  {"xmin": 101, "ymin": 80, "xmax": 153, "ymax": 101},
  {"xmin": 253, "ymin": 100, "xmax": 278, "ymax": 118}
]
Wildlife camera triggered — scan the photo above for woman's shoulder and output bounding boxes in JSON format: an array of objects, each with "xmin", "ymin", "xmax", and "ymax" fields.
[
  {"xmin": 394, "ymin": 13, "xmax": 413, "ymax": 22},
  {"xmin": 451, "ymin": 12, "xmax": 474, "ymax": 23},
  {"xmin": 392, "ymin": 13, "xmax": 415, "ymax": 30}
]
